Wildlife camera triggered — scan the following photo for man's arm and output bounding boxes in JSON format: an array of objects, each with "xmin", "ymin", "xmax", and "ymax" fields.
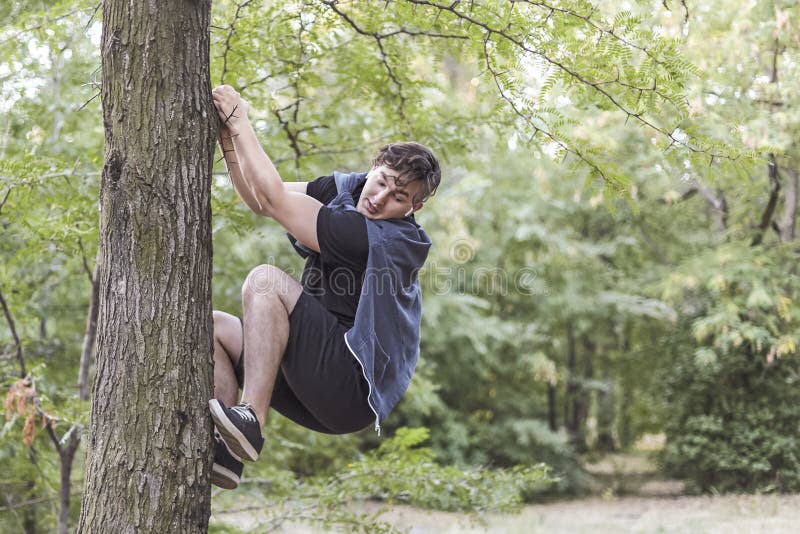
[
  {"xmin": 284, "ymin": 182, "xmax": 308, "ymax": 194},
  {"xmin": 268, "ymin": 192, "xmax": 322, "ymax": 252},
  {"xmin": 217, "ymin": 128, "xmax": 263, "ymax": 209},
  {"xmin": 219, "ymin": 129, "xmax": 308, "ymax": 197},
  {"xmin": 213, "ymin": 85, "xmax": 320, "ymax": 251}
]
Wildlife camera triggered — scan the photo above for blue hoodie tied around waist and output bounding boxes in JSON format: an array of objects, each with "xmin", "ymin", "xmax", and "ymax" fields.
[{"xmin": 290, "ymin": 171, "xmax": 431, "ymax": 434}]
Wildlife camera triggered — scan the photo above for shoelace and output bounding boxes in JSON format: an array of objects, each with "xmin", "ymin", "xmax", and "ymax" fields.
[{"xmin": 230, "ymin": 404, "xmax": 257, "ymax": 424}]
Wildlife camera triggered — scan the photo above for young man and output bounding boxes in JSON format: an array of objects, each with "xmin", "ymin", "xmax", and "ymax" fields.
[{"xmin": 209, "ymin": 85, "xmax": 441, "ymax": 489}]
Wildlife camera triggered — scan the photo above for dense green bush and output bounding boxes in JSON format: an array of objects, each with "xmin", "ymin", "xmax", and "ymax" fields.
[{"xmin": 660, "ymin": 246, "xmax": 800, "ymax": 493}]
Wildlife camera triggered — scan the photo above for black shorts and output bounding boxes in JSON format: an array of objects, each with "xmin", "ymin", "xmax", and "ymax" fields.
[{"xmin": 236, "ymin": 292, "xmax": 374, "ymax": 434}]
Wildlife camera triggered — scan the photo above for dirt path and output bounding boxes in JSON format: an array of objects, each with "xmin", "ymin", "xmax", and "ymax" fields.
[
  {"xmin": 250, "ymin": 495, "xmax": 800, "ymax": 534},
  {"xmin": 340, "ymin": 495, "xmax": 800, "ymax": 533}
]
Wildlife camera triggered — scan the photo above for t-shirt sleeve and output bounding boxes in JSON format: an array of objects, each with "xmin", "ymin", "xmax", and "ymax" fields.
[
  {"xmin": 306, "ymin": 175, "xmax": 338, "ymax": 204},
  {"xmin": 316, "ymin": 206, "xmax": 368, "ymax": 270}
]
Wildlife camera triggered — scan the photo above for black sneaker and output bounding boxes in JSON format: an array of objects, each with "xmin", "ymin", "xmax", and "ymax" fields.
[
  {"xmin": 212, "ymin": 432, "xmax": 243, "ymax": 490},
  {"xmin": 208, "ymin": 399, "xmax": 264, "ymax": 461}
]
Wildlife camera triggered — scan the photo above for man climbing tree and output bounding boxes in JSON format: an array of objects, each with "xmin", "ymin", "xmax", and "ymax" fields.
[{"xmin": 208, "ymin": 85, "xmax": 440, "ymax": 489}]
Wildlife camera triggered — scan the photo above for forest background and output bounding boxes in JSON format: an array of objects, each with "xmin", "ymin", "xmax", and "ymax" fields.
[{"xmin": 1, "ymin": 0, "xmax": 799, "ymax": 532}]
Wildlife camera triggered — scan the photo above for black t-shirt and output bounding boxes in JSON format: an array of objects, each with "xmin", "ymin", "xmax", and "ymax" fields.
[{"xmin": 302, "ymin": 175, "xmax": 368, "ymax": 328}]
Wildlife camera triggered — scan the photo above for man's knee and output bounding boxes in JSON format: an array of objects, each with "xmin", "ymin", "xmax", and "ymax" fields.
[
  {"xmin": 213, "ymin": 310, "xmax": 232, "ymax": 335},
  {"xmin": 242, "ymin": 264, "xmax": 288, "ymax": 304},
  {"xmin": 213, "ymin": 310, "xmax": 240, "ymax": 343}
]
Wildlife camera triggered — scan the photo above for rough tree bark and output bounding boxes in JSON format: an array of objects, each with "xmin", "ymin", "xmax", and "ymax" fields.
[{"xmin": 78, "ymin": 1, "xmax": 216, "ymax": 531}]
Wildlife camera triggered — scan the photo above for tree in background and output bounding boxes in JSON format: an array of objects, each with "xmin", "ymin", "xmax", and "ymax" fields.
[{"xmin": 655, "ymin": 0, "xmax": 800, "ymax": 492}]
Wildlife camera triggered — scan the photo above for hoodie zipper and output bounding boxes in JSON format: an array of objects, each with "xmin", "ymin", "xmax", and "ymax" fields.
[{"xmin": 343, "ymin": 332, "xmax": 381, "ymax": 435}]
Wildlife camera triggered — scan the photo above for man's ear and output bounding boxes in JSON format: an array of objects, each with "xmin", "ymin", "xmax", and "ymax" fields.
[{"xmin": 405, "ymin": 202, "xmax": 424, "ymax": 217}]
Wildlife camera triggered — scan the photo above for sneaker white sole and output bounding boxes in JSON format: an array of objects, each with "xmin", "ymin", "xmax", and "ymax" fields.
[
  {"xmin": 211, "ymin": 464, "xmax": 240, "ymax": 490},
  {"xmin": 209, "ymin": 399, "xmax": 260, "ymax": 461}
]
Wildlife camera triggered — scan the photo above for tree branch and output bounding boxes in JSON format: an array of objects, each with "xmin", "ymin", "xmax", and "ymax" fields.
[
  {"xmin": 76, "ymin": 90, "xmax": 101, "ymax": 112},
  {"xmin": 18, "ymin": 5, "xmax": 95, "ymax": 32},
  {"xmin": 0, "ymin": 187, "xmax": 10, "ymax": 214},
  {"xmin": 660, "ymin": 182, "xmax": 727, "ymax": 230},
  {"xmin": 0, "ymin": 491, "xmax": 81, "ymax": 513},
  {"xmin": 0, "ymin": 290, "xmax": 25, "ymax": 378},
  {"xmin": 752, "ymin": 154, "xmax": 780, "ymax": 246},
  {"xmin": 273, "ymin": 107, "xmax": 304, "ymax": 170},
  {"xmin": 44, "ymin": 417, "xmax": 63, "ymax": 455},
  {"xmin": 76, "ymin": 237, "xmax": 94, "ymax": 284},
  {"xmin": 515, "ymin": 0, "xmax": 673, "ymax": 70},
  {"xmin": 85, "ymin": 2, "xmax": 102, "ymax": 31},
  {"xmin": 219, "ymin": 0, "xmax": 254, "ymax": 85},
  {"xmin": 321, "ymin": 0, "xmax": 468, "ymax": 40},
  {"xmin": 482, "ymin": 36, "xmax": 612, "ymax": 183},
  {"xmin": 271, "ymin": 144, "xmax": 378, "ymax": 164},
  {"xmin": 321, "ymin": 1, "xmax": 409, "ymax": 124},
  {"xmin": 400, "ymin": 0, "xmax": 732, "ymax": 161}
]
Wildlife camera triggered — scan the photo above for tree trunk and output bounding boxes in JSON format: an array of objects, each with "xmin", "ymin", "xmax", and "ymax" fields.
[
  {"xmin": 78, "ymin": 1, "xmax": 216, "ymax": 532},
  {"xmin": 24, "ymin": 451, "xmax": 38, "ymax": 534},
  {"xmin": 78, "ymin": 271, "xmax": 99, "ymax": 401},
  {"xmin": 574, "ymin": 334, "xmax": 594, "ymax": 452},
  {"xmin": 595, "ymin": 380, "xmax": 616, "ymax": 452},
  {"xmin": 780, "ymin": 168, "xmax": 798, "ymax": 242},
  {"xmin": 547, "ymin": 382, "xmax": 557, "ymax": 431},
  {"xmin": 565, "ymin": 321, "xmax": 586, "ymax": 450},
  {"xmin": 57, "ymin": 429, "xmax": 80, "ymax": 534},
  {"xmin": 616, "ymin": 385, "xmax": 632, "ymax": 449},
  {"xmin": 752, "ymin": 154, "xmax": 780, "ymax": 246}
]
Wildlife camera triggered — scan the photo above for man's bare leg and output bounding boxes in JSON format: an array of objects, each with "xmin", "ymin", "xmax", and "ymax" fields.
[
  {"xmin": 212, "ymin": 310, "xmax": 244, "ymax": 407},
  {"xmin": 239, "ymin": 264, "xmax": 303, "ymax": 427}
]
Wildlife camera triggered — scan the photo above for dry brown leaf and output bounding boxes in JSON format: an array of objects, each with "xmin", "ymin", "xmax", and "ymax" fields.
[{"xmin": 22, "ymin": 413, "xmax": 36, "ymax": 447}]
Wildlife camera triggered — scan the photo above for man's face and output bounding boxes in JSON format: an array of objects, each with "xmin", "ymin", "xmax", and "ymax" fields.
[{"xmin": 357, "ymin": 165, "xmax": 424, "ymax": 220}]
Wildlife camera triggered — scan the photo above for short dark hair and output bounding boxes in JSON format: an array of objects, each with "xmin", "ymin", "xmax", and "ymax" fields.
[{"xmin": 372, "ymin": 142, "xmax": 441, "ymax": 204}]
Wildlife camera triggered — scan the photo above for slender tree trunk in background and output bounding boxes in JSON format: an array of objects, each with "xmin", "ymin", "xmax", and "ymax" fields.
[
  {"xmin": 751, "ymin": 154, "xmax": 780, "ymax": 247},
  {"xmin": 78, "ymin": 1, "xmax": 216, "ymax": 531},
  {"xmin": 565, "ymin": 321, "xmax": 583, "ymax": 448},
  {"xmin": 573, "ymin": 335, "xmax": 594, "ymax": 452},
  {"xmin": 780, "ymin": 168, "xmax": 797, "ymax": 242},
  {"xmin": 22, "ymin": 447, "xmax": 39, "ymax": 534},
  {"xmin": 594, "ymin": 322, "xmax": 616, "ymax": 452},
  {"xmin": 0, "ymin": 291, "xmax": 26, "ymax": 378},
  {"xmin": 595, "ymin": 381, "xmax": 616, "ymax": 452},
  {"xmin": 78, "ymin": 270, "xmax": 99, "ymax": 401},
  {"xmin": 615, "ymin": 322, "xmax": 634, "ymax": 449},
  {"xmin": 617, "ymin": 386, "xmax": 632, "ymax": 449},
  {"xmin": 547, "ymin": 382, "xmax": 557, "ymax": 431},
  {"xmin": 56, "ymin": 430, "xmax": 80, "ymax": 534}
]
